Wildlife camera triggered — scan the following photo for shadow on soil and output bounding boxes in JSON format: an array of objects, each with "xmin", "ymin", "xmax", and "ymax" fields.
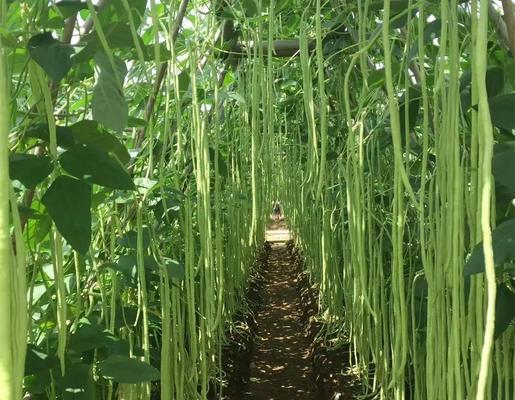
[{"xmin": 210, "ymin": 221, "xmax": 361, "ymax": 400}]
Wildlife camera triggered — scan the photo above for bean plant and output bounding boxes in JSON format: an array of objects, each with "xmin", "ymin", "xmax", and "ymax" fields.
[
  {"xmin": 0, "ymin": 0, "xmax": 514, "ymax": 400},
  {"xmin": 281, "ymin": 1, "xmax": 515, "ymax": 399}
]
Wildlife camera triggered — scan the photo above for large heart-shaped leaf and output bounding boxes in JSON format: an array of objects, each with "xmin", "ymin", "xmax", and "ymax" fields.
[
  {"xmin": 460, "ymin": 67, "xmax": 505, "ymax": 113},
  {"xmin": 495, "ymin": 282, "xmax": 515, "ymax": 339},
  {"xmin": 28, "ymin": 32, "xmax": 74, "ymax": 81},
  {"xmin": 68, "ymin": 120, "xmax": 130, "ymax": 164},
  {"xmin": 69, "ymin": 319, "xmax": 112, "ymax": 352},
  {"xmin": 105, "ymin": 337, "xmax": 143, "ymax": 357},
  {"xmin": 98, "ymin": 355, "xmax": 159, "ymax": 384},
  {"xmin": 59, "ymin": 145, "xmax": 134, "ymax": 190},
  {"xmin": 9, "ymin": 154, "xmax": 53, "ymax": 187},
  {"xmin": 110, "ymin": 255, "xmax": 138, "ymax": 279},
  {"xmin": 55, "ymin": 1, "xmax": 89, "ymax": 19},
  {"xmin": 108, "ymin": 255, "xmax": 160, "ymax": 279},
  {"xmin": 25, "ymin": 345, "xmax": 58, "ymax": 376},
  {"xmin": 24, "ymin": 344, "xmax": 57, "ymax": 395},
  {"xmin": 60, "ymin": 363, "xmax": 95, "ymax": 400},
  {"xmin": 25, "ymin": 124, "xmax": 75, "ymax": 148},
  {"xmin": 241, "ymin": 0, "xmax": 258, "ymax": 16},
  {"xmin": 95, "ymin": 23, "xmax": 141, "ymax": 49},
  {"xmin": 41, "ymin": 176, "xmax": 92, "ymax": 254},
  {"xmin": 465, "ymin": 219, "xmax": 515, "ymax": 276},
  {"xmin": 100, "ymin": 0, "xmax": 147, "ymax": 29},
  {"xmin": 74, "ymin": 23, "xmax": 144, "ymax": 63},
  {"xmin": 492, "ymin": 150, "xmax": 515, "ymax": 192},
  {"xmin": 116, "ymin": 228, "xmax": 151, "ymax": 249},
  {"xmin": 92, "ymin": 51, "xmax": 128, "ymax": 132},
  {"xmin": 489, "ymin": 93, "xmax": 515, "ymax": 131}
]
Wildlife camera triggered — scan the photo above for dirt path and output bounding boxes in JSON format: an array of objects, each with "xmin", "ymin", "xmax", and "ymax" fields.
[{"xmin": 244, "ymin": 225, "xmax": 319, "ymax": 400}]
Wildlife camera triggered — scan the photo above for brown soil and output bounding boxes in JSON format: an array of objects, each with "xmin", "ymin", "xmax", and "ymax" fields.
[
  {"xmin": 289, "ymin": 243, "xmax": 361, "ymax": 399},
  {"xmin": 244, "ymin": 241, "xmax": 318, "ymax": 399},
  {"xmin": 215, "ymin": 222, "xmax": 361, "ymax": 400},
  {"xmin": 209, "ymin": 247, "xmax": 269, "ymax": 400}
]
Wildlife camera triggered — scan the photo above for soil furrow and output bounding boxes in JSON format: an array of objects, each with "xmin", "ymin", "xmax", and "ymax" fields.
[{"xmin": 244, "ymin": 242, "xmax": 318, "ymax": 400}]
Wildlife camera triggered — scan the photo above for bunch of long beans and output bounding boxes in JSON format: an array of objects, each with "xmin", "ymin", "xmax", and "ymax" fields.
[
  {"xmin": 2, "ymin": 0, "xmax": 274, "ymax": 399},
  {"xmin": 3, "ymin": 0, "xmax": 515, "ymax": 399},
  {"xmin": 279, "ymin": 1, "xmax": 514, "ymax": 399},
  {"xmin": 0, "ymin": 8, "xmax": 27, "ymax": 397}
]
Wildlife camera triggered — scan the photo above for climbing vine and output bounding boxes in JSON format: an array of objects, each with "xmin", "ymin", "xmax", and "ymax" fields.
[
  {"xmin": 281, "ymin": 1, "xmax": 515, "ymax": 399},
  {"xmin": 0, "ymin": 0, "xmax": 514, "ymax": 399}
]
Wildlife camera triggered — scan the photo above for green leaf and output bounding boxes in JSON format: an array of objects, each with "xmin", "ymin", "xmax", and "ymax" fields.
[
  {"xmin": 100, "ymin": 0, "xmax": 147, "ymax": 28},
  {"xmin": 109, "ymin": 255, "xmax": 138, "ymax": 280},
  {"xmin": 24, "ymin": 345, "xmax": 58, "ymax": 396},
  {"xmin": 492, "ymin": 151, "xmax": 515, "ymax": 192},
  {"xmin": 32, "ymin": 215, "xmax": 53, "ymax": 245},
  {"xmin": 489, "ymin": 93, "xmax": 515, "ymax": 131},
  {"xmin": 152, "ymin": 194, "xmax": 181, "ymax": 222},
  {"xmin": 9, "ymin": 154, "xmax": 53, "ymax": 187},
  {"xmin": 105, "ymin": 337, "xmax": 143, "ymax": 357},
  {"xmin": 227, "ymin": 91, "xmax": 246, "ymax": 105},
  {"xmin": 116, "ymin": 228, "xmax": 151, "ymax": 249},
  {"xmin": 165, "ymin": 258, "xmax": 185, "ymax": 281},
  {"xmin": 276, "ymin": 0, "xmax": 292, "ymax": 12},
  {"xmin": 61, "ymin": 363, "xmax": 96, "ymax": 400},
  {"xmin": 367, "ymin": 68, "xmax": 385, "ymax": 88},
  {"xmin": 109, "ymin": 255, "xmax": 161, "ymax": 278},
  {"xmin": 28, "ymin": 32, "xmax": 74, "ymax": 81},
  {"xmin": 485, "ymin": 67, "xmax": 504, "ymax": 99},
  {"xmin": 177, "ymin": 71, "xmax": 190, "ymax": 93},
  {"xmin": 112, "ymin": 306, "xmax": 138, "ymax": 329},
  {"xmin": 98, "ymin": 355, "xmax": 160, "ymax": 384},
  {"xmin": 495, "ymin": 141, "xmax": 515, "ymax": 154},
  {"xmin": 143, "ymin": 255, "xmax": 159, "ymax": 269},
  {"xmin": 390, "ymin": 9, "xmax": 416, "ymax": 29},
  {"xmin": 97, "ymin": 24, "xmax": 141, "ymax": 49},
  {"xmin": 92, "ymin": 51, "xmax": 128, "ymax": 132},
  {"xmin": 18, "ymin": 205, "xmax": 44, "ymax": 220},
  {"xmin": 241, "ymin": 0, "xmax": 258, "ymax": 16},
  {"xmin": 460, "ymin": 67, "xmax": 505, "ymax": 113},
  {"xmin": 209, "ymin": 148, "xmax": 228, "ymax": 177},
  {"xmin": 495, "ymin": 283, "xmax": 515, "ymax": 339},
  {"xmin": 142, "ymin": 42, "xmax": 172, "ymax": 61},
  {"xmin": 408, "ymin": 19, "xmax": 441, "ymax": 60},
  {"xmin": 399, "ymin": 86, "xmax": 421, "ymax": 137},
  {"xmin": 55, "ymin": 1, "xmax": 90, "ymax": 19},
  {"xmin": 368, "ymin": 0, "xmax": 410, "ymax": 12},
  {"xmin": 59, "ymin": 145, "xmax": 134, "ymax": 190},
  {"xmin": 69, "ymin": 320, "xmax": 111, "ymax": 352},
  {"xmin": 25, "ymin": 345, "xmax": 58, "ymax": 376},
  {"xmin": 464, "ymin": 219, "xmax": 515, "ymax": 276},
  {"xmin": 68, "ymin": 120, "xmax": 130, "ymax": 164},
  {"xmin": 127, "ymin": 116, "xmax": 147, "ymax": 127},
  {"xmin": 326, "ymin": 151, "xmax": 339, "ymax": 161},
  {"xmin": 41, "ymin": 176, "xmax": 92, "ymax": 254},
  {"xmin": 25, "ymin": 124, "xmax": 75, "ymax": 148},
  {"xmin": 75, "ymin": 23, "xmax": 144, "ymax": 63}
]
